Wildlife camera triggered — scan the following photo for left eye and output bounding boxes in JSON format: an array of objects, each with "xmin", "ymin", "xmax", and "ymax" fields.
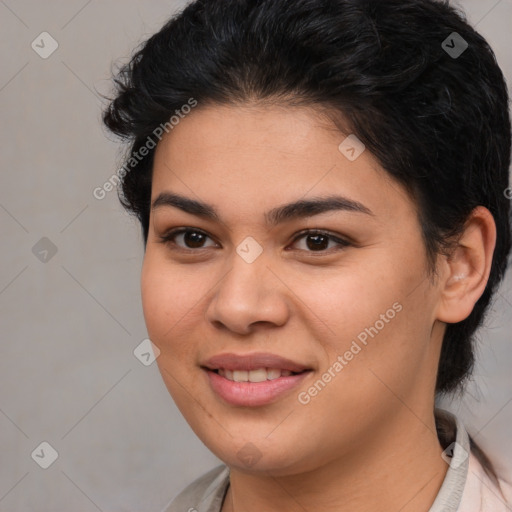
[
  {"xmin": 158, "ymin": 228, "xmax": 350, "ymax": 253},
  {"xmin": 290, "ymin": 231, "xmax": 351, "ymax": 252}
]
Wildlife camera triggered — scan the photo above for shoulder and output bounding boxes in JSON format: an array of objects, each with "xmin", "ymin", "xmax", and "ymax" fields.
[
  {"xmin": 459, "ymin": 452, "xmax": 512, "ymax": 512},
  {"xmin": 160, "ymin": 464, "xmax": 230, "ymax": 512}
]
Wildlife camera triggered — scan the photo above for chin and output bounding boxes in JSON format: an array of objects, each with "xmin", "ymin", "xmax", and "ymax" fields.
[{"xmin": 197, "ymin": 432, "xmax": 315, "ymax": 476}]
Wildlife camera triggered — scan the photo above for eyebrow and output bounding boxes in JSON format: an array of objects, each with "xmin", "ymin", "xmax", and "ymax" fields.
[{"xmin": 151, "ymin": 191, "xmax": 374, "ymax": 226}]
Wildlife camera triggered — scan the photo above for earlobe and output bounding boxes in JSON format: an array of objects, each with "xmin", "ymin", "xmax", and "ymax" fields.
[{"xmin": 436, "ymin": 206, "xmax": 496, "ymax": 324}]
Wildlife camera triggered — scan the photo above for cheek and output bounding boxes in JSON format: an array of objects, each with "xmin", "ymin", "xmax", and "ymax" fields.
[
  {"xmin": 140, "ymin": 255, "xmax": 207, "ymax": 411},
  {"xmin": 140, "ymin": 254, "xmax": 206, "ymax": 368},
  {"xmin": 294, "ymin": 256, "xmax": 431, "ymax": 379},
  {"xmin": 141, "ymin": 253, "xmax": 199, "ymax": 335},
  {"xmin": 288, "ymin": 263, "xmax": 405, "ymax": 344}
]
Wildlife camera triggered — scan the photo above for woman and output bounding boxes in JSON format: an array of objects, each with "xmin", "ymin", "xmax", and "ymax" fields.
[{"xmin": 102, "ymin": 0, "xmax": 512, "ymax": 510}]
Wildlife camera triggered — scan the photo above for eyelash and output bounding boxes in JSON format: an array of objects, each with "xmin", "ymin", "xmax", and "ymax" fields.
[{"xmin": 157, "ymin": 227, "xmax": 352, "ymax": 255}]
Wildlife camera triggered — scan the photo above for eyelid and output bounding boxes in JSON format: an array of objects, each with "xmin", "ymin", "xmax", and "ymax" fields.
[
  {"xmin": 288, "ymin": 229, "xmax": 352, "ymax": 253},
  {"xmin": 157, "ymin": 227, "xmax": 352, "ymax": 252},
  {"xmin": 158, "ymin": 227, "xmax": 219, "ymax": 250}
]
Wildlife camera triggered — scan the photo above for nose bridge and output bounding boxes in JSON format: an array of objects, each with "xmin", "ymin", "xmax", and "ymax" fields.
[
  {"xmin": 206, "ymin": 240, "xmax": 289, "ymax": 332},
  {"xmin": 220, "ymin": 242, "xmax": 272, "ymax": 307}
]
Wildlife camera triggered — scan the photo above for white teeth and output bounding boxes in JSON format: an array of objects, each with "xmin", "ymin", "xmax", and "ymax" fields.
[
  {"xmin": 248, "ymin": 368, "xmax": 267, "ymax": 383},
  {"xmin": 232, "ymin": 370, "xmax": 249, "ymax": 382},
  {"xmin": 219, "ymin": 368, "xmax": 295, "ymax": 382},
  {"xmin": 266, "ymin": 368, "xmax": 281, "ymax": 380}
]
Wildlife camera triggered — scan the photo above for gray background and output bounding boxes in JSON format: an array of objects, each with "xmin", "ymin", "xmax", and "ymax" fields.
[{"xmin": 0, "ymin": 1, "xmax": 511, "ymax": 510}]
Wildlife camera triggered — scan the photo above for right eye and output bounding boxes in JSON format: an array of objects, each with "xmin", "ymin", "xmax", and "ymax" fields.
[{"xmin": 158, "ymin": 228, "xmax": 219, "ymax": 251}]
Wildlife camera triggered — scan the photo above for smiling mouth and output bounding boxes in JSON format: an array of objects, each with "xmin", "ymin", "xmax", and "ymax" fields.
[
  {"xmin": 204, "ymin": 367, "xmax": 311, "ymax": 407},
  {"xmin": 214, "ymin": 368, "xmax": 303, "ymax": 382}
]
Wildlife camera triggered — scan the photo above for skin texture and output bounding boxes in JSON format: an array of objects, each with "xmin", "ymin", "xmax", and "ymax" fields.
[{"xmin": 141, "ymin": 103, "xmax": 496, "ymax": 512}]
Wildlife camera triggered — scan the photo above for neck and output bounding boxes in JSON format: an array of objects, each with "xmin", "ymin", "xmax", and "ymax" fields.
[{"xmin": 221, "ymin": 408, "xmax": 448, "ymax": 512}]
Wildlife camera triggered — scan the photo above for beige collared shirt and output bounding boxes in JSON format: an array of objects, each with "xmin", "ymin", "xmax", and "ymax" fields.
[{"xmin": 162, "ymin": 410, "xmax": 512, "ymax": 512}]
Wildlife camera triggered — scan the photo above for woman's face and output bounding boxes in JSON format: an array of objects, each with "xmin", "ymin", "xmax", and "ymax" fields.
[{"xmin": 141, "ymin": 103, "xmax": 446, "ymax": 475}]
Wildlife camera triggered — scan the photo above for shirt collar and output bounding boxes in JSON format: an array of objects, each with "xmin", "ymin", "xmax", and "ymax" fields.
[{"xmin": 428, "ymin": 408, "xmax": 470, "ymax": 512}]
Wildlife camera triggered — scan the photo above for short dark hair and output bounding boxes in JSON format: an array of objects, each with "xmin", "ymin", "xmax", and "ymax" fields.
[{"xmin": 102, "ymin": 0, "xmax": 511, "ymax": 410}]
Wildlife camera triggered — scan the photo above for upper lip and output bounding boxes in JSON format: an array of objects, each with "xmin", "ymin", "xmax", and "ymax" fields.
[{"xmin": 202, "ymin": 352, "xmax": 311, "ymax": 372}]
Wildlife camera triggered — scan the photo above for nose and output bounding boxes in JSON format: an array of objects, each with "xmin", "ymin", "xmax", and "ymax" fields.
[{"xmin": 204, "ymin": 249, "xmax": 290, "ymax": 335}]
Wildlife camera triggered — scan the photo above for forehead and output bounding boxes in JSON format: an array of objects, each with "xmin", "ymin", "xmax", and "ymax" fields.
[{"xmin": 151, "ymin": 103, "xmax": 414, "ymax": 224}]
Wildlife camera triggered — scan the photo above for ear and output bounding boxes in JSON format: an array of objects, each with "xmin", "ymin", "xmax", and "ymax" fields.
[{"xmin": 435, "ymin": 206, "xmax": 496, "ymax": 324}]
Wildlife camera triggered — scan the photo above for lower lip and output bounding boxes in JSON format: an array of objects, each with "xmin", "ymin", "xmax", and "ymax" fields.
[{"xmin": 204, "ymin": 369, "xmax": 311, "ymax": 407}]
